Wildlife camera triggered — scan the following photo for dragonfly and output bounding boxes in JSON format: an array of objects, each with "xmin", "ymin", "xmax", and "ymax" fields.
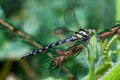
[{"xmin": 21, "ymin": 7, "xmax": 95, "ymax": 59}]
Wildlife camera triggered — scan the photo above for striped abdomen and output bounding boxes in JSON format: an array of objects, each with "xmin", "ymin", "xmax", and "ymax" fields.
[{"xmin": 21, "ymin": 35, "xmax": 78, "ymax": 59}]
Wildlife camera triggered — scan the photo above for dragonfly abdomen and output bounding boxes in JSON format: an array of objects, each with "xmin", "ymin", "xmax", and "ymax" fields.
[{"xmin": 21, "ymin": 35, "xmax": 78, "ymax": 59}]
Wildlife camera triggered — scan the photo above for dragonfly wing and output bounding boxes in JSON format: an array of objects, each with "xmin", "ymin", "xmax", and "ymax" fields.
[
  {"xmin": 53, "ymin": 27, "xmax": 75, "ymax": 47},
  {"xmin": 64, "ymin": 7, "xmax": 81, "ymax": 29},
  {"xmin": 53, "ymin": 7, "xmax": 84, "ymax": 47},
  {"xmin": 54, "ymin": 7, "xmax": 81, "ymax": 37},
  {"xmin": 53, "ymin": 27, "xmax": 74, "ymax": 36}
]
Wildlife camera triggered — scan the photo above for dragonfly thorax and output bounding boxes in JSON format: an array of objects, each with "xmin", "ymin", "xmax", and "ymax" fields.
[{"xmin": 74, "ymin": 29, "xmax": 89, "ymax": 39}]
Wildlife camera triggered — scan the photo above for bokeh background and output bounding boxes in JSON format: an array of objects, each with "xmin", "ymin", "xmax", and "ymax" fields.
[{"xmin": 0, "ymin": 0, "xmax": 119, "ymax": 80}]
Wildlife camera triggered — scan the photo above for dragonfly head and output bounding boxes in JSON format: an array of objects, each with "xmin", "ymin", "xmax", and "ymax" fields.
[{"xmin": 87, "ymin": 29, "xmax": 95, "ymax": 36}]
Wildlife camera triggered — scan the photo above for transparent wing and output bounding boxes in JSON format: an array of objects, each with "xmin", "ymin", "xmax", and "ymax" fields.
[
  {"xmin": 64, "ymin": 7, "xmax": 81, "ymax": 29},
  {"xmin": 53, "ymin": 7, "xmax": 81, "ymax": 47},
  {"xmin": 53, "ymin": 26, "xmax": 74, "ymax": 36},
  {"xmin": 53, "ymin": 27, "xmax": 75, "ymax": 47},
  {"xmin": 53, "ymin": 7, "xmax": 81, "ymax": 37}
]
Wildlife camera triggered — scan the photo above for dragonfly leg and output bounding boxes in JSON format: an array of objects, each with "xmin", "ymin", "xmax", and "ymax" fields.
[{"xmin": 75, "ymin": 40, "xmax": 90, "ymax": 50}]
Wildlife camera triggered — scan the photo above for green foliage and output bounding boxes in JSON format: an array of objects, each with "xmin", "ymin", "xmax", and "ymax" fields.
[
  {"xmin": 0, "ymin": 0, "xmax": 120, "ymax": 80},
  {"xmin": 102, "ymin": 61, "xmax": 120, "ymax": 80}
]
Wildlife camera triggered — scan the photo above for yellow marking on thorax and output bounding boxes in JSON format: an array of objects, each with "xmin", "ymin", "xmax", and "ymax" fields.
[
  {"xmin": 76, "ymin": 34, "xmax": 83, "ymax": 38},
  {"xmin": 79, "ymin": 31, "xmax": 87, "ymax": 35}
]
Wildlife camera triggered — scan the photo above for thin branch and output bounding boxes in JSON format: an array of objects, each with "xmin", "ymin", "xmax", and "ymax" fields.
[
  {"xmin": 0, "ymin": 18, "xmax": 53, "ymax": 57},
  {"xmin": 50, "ymin": 44, "xmax": 83, "ymax": 80},
  {"xmin": 98, "ymin": 27, "xmax": 120, "ymax": 40},
  {"xmin": 52, "ymin": 44, "xmax": 83, "ymax": 68},
  {"xmin": 0, "ymin": 19, "xmax": 40, "ymax": 48}
]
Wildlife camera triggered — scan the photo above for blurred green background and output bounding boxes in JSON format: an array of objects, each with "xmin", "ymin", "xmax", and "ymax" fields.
[{"xmin": 0, "ymin": 0, "xmax": 119, "ymax": 80}]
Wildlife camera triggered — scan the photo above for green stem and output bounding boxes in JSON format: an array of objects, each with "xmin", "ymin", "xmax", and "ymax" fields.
[
  {"xmin": 104, "ymin": 35, "xmax": 118, "ymax": 54},
  {"xmin": 103, "ymin": 35, "xmax": 118, "ymax": 61},
  {"xmin": 89, "ymin": 62, "xmax": 95, "ymax": 80},
  {"xmin": 81, "ymin": 63, "xmax": 112, "ymax": 80}
]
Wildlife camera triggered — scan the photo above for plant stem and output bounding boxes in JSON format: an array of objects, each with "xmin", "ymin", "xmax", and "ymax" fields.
[
  {"xmin": 103, "ymin": 35, "xmax": 118, "ymax": 61},
  {"xmin": 89, "ymin": 62, "xmax": 95, "ymax": 80}
]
